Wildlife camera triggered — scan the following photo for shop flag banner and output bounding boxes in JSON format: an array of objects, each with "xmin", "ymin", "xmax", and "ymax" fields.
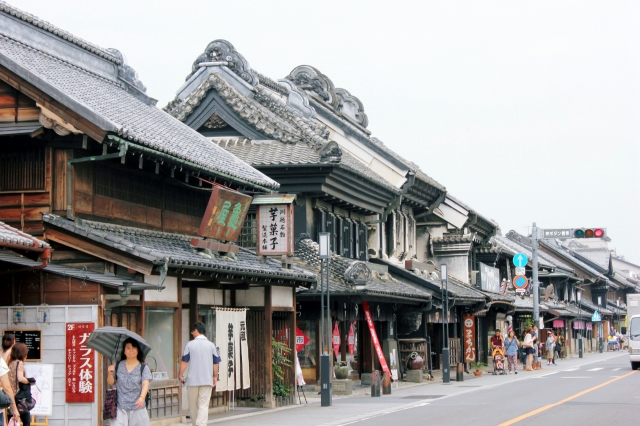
[
  {"xmin": 65, "ymin": 322, "xmax": 95, "ymax": 403},
  {"xmin": 463, "ymin": 314, "xmax": 476, "ymax": 363},
  {"xmin": 215, "ymin": 308, "xmax": 250, "ymax": 392},
  {"xmin": 257, "ymin": 204, "xmax": 294, "ymax": 256},
  {"xmin": 332, "ymin": 322, "xmax": 340, "ymax": 359},
  {"xmin": 348, "ymin": 322, "xmax": 355, "ymax": 355},
  {"xmin": 362, "ymin": 301, "xmax": 390, "ymax": 375}
]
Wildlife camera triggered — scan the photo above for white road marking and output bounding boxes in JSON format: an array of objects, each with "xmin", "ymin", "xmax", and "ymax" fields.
[
  {"xmin": 587, "ymin": 368, "xmax": 603, "ymax": 371},
  {"xmin": 612, "ymin": 368, "xmax": 620, "ymax": 371},
  {"xmin": 564, "ymin": 368, "xmax": 579, "ymax": 371},
  {"xmin": 561, "ymin": 376, "xmax": 591, "ymax": 379},
  {"xmin": 317, "ymin": 401, "xmax": 431, "ymax": 426}
]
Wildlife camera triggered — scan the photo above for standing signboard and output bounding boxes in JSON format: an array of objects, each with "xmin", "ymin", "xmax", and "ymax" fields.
[
  {"xmin": 198, "ymin": 187, "xmax": 252, "ymax": 242},
  {"xmin": 463, "ymin": 314, "xmax": 476, "ymax": 362},
  {"xmin": 65, "ymin": 322, "xmax": 95, "ymax": 403},
  {"xmin": 3, "ymin": 329, "xmax": 41, "ymax": 361},
  {"xmin": 24, "ymin": 363, "xmax": 54, "ymax": 416},
  {"xmin": 479, "ymin": 262, "xmax": 500, "ymax": 293},
  {"xmin": 256, "ymin": 204, "xmax": 294, "ymax": 256}
]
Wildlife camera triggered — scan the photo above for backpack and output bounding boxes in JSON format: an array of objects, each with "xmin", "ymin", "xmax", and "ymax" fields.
[{"xmin": 115, "ymin": 361, "xmax": 151, "ymax": 409}]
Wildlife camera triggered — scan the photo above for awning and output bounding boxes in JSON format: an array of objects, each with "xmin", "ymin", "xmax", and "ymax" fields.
[{"xmin": 0, "ymin": 121, "xmax": 42, "ymax": 136}]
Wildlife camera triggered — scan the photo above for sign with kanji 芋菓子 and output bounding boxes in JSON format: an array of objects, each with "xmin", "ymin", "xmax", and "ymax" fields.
[
  {"xmin": 257, "ymin": 204, "xmax": 294, "ymax": 256},
  {"xmin": 66, "ymin": 322, "xmax": 95, "ymax": 403},
  {"xmin": 198, "ymin": 187, "xmax": 252, "ymax": 242}
]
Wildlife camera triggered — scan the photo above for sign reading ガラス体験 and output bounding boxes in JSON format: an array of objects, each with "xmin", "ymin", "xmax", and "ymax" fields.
[
  {"xmin": 66, "ymin": 322, "xmax": 95, "ymax": 403},
  {"xmin": 257, "ymin": 204, "xmax": 294, "ymax": 256},
  {"xmin": 198, "ymin": 187, "xmax": 252, "ymax": 242}
]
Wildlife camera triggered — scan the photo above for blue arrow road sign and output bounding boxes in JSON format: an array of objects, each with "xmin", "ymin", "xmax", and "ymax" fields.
[{"xmin": 513, "ymin": 253, "xmax": 528, "ymax": 268}]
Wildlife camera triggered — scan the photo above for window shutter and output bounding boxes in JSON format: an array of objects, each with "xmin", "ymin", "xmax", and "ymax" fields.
[
  {"xmin": 342, "ymin": 218, "xmax": 351, "ymax": 258},
  {"xmin": 387, "ymin": 210, "xmax": 396, "ymax": 256},
  {"xmin": 359, "ymin": 222, "xmax": 368, "ymax": 261},
  {"xmin": 328, "ymin": 213, "xmax": 336, "ymax": 253},
  {"xmin": 315, "ymin": 209, "xmax": 326, "ymax": 241},
  {"xmin": 336, "ymin": 216, "xmax": 344, "ymax": 256}
]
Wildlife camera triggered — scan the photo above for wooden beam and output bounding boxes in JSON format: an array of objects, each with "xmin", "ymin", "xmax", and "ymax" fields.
[
  {"xmin": 0, "ymin": 67, "xmax": 108, "ymax": 142},
  {"xmin": 189, "ymin": 280, "xmax": 197, "ymax": 337},
  {"xmin": 263, "ymin": 286, "xmax": 273, "ymax": 406},
  {"xmin": 44, "ymin": 227, "xmax": 154, "ymax": 275}
]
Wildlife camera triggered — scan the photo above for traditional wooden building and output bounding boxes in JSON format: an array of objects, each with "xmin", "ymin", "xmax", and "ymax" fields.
[{"xmin": 0, "ymin": 4, "xmax": 316, "ymax": 425}]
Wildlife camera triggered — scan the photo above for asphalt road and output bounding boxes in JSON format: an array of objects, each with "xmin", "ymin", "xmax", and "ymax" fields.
[{"xmin": 213, "ymin": 352, "xmax": 637, "ymax": 426}]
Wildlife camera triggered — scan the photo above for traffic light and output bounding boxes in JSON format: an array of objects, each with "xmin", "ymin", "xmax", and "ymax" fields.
[{"xmin": 573, "ymin": 228, "xmax": 606, "ymax": 238}]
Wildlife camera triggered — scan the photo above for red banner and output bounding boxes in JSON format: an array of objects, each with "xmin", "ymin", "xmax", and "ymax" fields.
[
  {"xmin": 362, "ymin": 301, "xmax": 390, "ymax": 374},
  {"xmin": 463, "ymin": 314, "xmax": 476, "ymax": 362},
  {"xmin": 66, "ymin": 322, "xmax": 95, "ymax": 403}
]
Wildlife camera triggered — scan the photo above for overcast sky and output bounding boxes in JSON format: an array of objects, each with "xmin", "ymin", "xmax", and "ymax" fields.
[{"xmin": 11, "ymin": 0, "xmax": 640, "ymax": 262}]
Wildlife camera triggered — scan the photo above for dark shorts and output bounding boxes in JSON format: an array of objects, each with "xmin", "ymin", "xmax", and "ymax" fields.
[{"xmin": 525, "ymin": 347, "xmax": 535, "ymax": 355}]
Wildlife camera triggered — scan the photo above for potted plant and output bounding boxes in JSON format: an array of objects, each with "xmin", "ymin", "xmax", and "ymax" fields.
[
  {"xmin": 335, "ymin": 361, "xmax": 349, "ymax": 379},
  {"xmin": 469, "ymin": 361, "xmax": 486, "ymax": 376}
]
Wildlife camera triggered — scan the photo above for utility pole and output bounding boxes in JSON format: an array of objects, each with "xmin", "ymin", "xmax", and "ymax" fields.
[{"xmin": 532, "ymin": 222, "xmax": 539, "ymax": 324}]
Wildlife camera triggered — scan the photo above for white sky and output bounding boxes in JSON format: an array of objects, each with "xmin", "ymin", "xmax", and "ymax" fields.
[{"xmin": 10, "ymin": 0, "xmax": 640, "ymax": 262}]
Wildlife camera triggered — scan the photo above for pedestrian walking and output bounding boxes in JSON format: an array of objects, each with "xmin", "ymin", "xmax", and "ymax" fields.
[
  {"xmin": 522, "ymin": 327, "xmax": 534, "ymax": 371},
  {"xmin": 0, "ymin": 355, "xmax": 20, "ymax": 426},
  {"xmin": 546, "ymin": 331, "xmax": 555, "ymax": 365},
  {"xmin": 7, "ymin": 343, "xmax": 31, "ymax": 426},
  {"xmin": 178, "ymin": 322, "xmax": 221, "ymax": 426},
  {"xmin": 555, "ymin": 334, "xmax": 563, "ymax": 360},
  {"xmin": 106, "ymin": 338, "xmax": 152, "ymax": 426},
  {"xmin": 1, "ymin": 334, "xmax": 15, "ymax": 364},
  {"xmin": 504, "ymin": 330, "xmax": 519, "ymax": 374}
]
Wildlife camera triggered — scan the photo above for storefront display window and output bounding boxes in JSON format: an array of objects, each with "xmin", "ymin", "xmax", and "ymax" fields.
[
  {"xmin": 198, "ymin": 308, "xmax": 217, "ymax": 342},
  {"xmin": 297, "ymin": 320, "xmax": 317, "ymax": 383},
  {"xmin": 145, "ymin": 308, "xmax": 176, "ymax": 378}
]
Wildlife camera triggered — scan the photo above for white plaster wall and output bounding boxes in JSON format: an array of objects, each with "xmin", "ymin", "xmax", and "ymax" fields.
[
  {"xmin": 197, "ymin": 288, "xmax": 224, "ymax": 306},
  {"xmin": 143, "ymin": 276, "xmax": 178, "ymax": 302},
  {"xmin": 272, "ymin": 286, "xmax": 293, "ymax": 308},
  {"xmin": 0, "ymin": 305, "xmax": 99, "ymax": 426},
  {"xmin": 236, "ymin": 287, "xmax": 265, "ymax": 307}
]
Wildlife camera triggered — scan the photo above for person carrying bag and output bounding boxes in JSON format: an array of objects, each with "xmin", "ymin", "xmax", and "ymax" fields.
[{"xmin": 7, "ymin": 344, "xmax": 32, "ymax": 426}]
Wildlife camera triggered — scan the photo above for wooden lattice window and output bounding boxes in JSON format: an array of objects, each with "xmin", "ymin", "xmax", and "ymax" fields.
[
  {"xmin": 238, "ymin": 213, "xmax": 257, "ymax": 248},
  {"xmin": 95, "ymin": 164, "xmax": 162, "ymax": 209},
  {"xmin": 0, "ymin": 147, "xmax": 45, "ymax": 191}
]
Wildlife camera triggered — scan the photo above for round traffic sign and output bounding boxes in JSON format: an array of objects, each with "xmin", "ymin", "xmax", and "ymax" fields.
[
  {"xmin": 513, "ymin": 253, "xmax": 528, "ymax": 267},
  {"xmin": 513, "ymin": 275, "xmax": 529, "ymax": 289}
]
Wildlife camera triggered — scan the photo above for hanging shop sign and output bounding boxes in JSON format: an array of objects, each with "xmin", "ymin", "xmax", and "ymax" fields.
[
  {"xmin": 276, "ymin": 326, "xmax": 310, "ymax": 353},
  {"xmin": 362, "ymin": 301, "xmax": 390, "ymax": 375},
  {"xmin": 332, "ymin": 322, "xmax": 340, "ymax": 358},
  {"xmin": 463, "ymin": 314, "xmax": 476, "ymax": 362},
  {"xmin": 591, "ymin": 311, "xmax": 601, "ymax": 322},
  {"xmin": 479, "ymin": 262, "xmax": 500, "ymax": 293},
  {"xmin": 348, "ymin": 322, "xmax": 355, "ymax": 355},
  {"xmin": 256, "ymin": 204, "xmax": 294, "ymax": 256},
  {"xmin": 198, "ymin": 187, "xmax": 252, "ymax": 242},
  {"xmin": 65, "ymin": 322, "xmax": 95, "ymax": 403}
]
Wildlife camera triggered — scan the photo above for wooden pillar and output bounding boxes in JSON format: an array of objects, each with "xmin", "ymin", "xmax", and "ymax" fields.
[
  {"xmin": 289, "ymin": 290, "xmax": 297, "ymax": 392},
  {"xmin": 189, "ymin": 283, "xmax": 197, "ymax": 339},
  {"xmin": 340, "ymin": 320, "xmax": 347, "ymax": 362},
  {"xmin": 264, "ymin": 287, "xmax": 274, "ymax": 407}
]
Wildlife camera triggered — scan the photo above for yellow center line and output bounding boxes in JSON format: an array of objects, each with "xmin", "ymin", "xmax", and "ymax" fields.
[{"xmin": 498, "ymin": 370, "xmax": 637, "ymax": 426}]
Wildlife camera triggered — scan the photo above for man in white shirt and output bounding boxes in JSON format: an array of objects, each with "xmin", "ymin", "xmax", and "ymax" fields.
[{"xmin": 178, "ymin": 322, "xmax": 221, "ymax": 426}]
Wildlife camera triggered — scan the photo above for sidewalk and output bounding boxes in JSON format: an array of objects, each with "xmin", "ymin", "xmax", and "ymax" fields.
[{"xmin": 171, "ymin": 349, "xmax": 619, "ymax": 425}]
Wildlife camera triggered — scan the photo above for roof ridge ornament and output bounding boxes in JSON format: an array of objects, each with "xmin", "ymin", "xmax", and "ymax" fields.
[
  {"xmin": 335, "ymin": 88, "xmax": 368, "ymax": 128},
  {"xmin": 188, "ymin": 40, "xmax": 258, "ymax": 86},
  {"xmin": 344, "ymin": 261, "xmax": 371, "ymax": 286},
  {"xmin": 318, "ymin": 141, "xmax": 342, "ymax": 163},
  {"xmin": 106, "ymin": 48, "xmax": 147, "ymax": 94},
  {"xmin": 286, "ymin": 65, "xmax": 340, "ymax": 110}
]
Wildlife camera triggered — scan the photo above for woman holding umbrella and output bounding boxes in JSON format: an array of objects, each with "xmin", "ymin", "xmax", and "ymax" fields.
[{"xmin": 107, "ymin": 338, "xmax": 152, "ymax": 426}]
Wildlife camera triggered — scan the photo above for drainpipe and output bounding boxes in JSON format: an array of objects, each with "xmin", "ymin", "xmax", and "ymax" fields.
[
  {"xmin": 414, "ymin": 189, "xmax": 446, "ymax": 220},
  {"xmin": 67, "ymin": 140, "xmax": 128, "ymax": 220}
]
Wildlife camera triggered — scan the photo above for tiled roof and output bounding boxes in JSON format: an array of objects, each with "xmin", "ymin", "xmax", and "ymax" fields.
[
  {"xmin": 0, "ymin": 1, "xmax": 121, "ymax": 64},
  {"xmin": 0, "ymin": 221, "xmax": 49, "ymax": 250},
  {"xmin": 572, "ymin": 247, "xmax": 611, "ymax": 272},
  {"xmin": 213, "ymin": 138, "xmax": 401, "ymax": 193},
  {"xmin": 374, "ymin": 258, "xmax": 486, "ymax": 301},
  {"xmin": 294, "ymin": 239, "xmax": 431, "ymax": 301},
  {"xmin": 539, "ymin": 239, "xmax": 609, "ymax": 282},
  {"xmin": 0, "ymin": 249, "xmax": 158, "ymax": 291},
  {"xmin": 42, "ymin": 214, "xmax": 315, "ymax": 282},
  {"xmin": 498, "ymin": 232, "xmax": 574, "ymax": 273},
  {"xmin": 577, "ymin": 298, "xmax": 613, "ymax": 315},
  {"xmin": 0, "ymin": 33, "xmax": 278, "ymax": 190}
]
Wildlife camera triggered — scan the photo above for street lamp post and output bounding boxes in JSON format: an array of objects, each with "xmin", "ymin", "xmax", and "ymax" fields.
[
  {"xmin": 318, "ymin": 232, "xmax": 332, "ymax": 407},
  {"xmin": 441, "ymin": 264, "xmax": 450, "ymax": 383},
  {"xmin": 577, "ymin": 290, "xmax": 583, "ymax": 358}
]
